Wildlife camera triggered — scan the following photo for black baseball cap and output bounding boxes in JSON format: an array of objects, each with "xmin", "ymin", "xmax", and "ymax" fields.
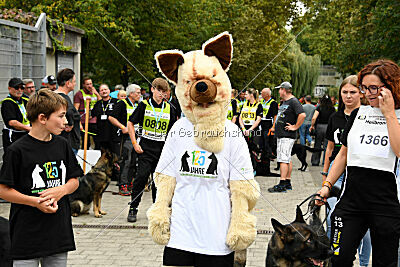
[{"xmin": 8, "ymin": 78, "xmax": 24, "ymax": 88}]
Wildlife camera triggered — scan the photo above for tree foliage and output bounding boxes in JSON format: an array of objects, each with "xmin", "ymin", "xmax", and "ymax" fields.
[
  {"xmin": 294, "ymin": 0, "xmax": 400, "ymax": 76},
  {"xmin": 2, "ymin": 0, "xmax": 318, "ymax": 95}
]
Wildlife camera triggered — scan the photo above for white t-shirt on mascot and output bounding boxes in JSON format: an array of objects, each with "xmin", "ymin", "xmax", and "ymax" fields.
[{"xmin": 155, "ymin": 117, "xmax": 254, "ymax": 255}]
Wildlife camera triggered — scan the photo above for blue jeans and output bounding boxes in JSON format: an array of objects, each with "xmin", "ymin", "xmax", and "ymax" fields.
[
  {"xmin": 299, "ymin": 123, "xmax": 312, "ymax": 145},
  {"xmin": 326, "ymin": 161, "xmax": 371, "ymax": 266},
  {"xmin": 13, "ymin": 252, "xmax": 67, "ymax": 267}
]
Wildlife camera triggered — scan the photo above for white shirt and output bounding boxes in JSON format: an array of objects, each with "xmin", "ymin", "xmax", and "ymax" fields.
[{"xmin": 155, "ymin": 117, "xmax": 254, "ymax": 255}]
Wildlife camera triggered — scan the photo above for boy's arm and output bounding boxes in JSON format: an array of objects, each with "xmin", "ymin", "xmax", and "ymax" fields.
[
  {"xmin": 0, "ymin": 184, "xmax": 58, "ymax": 213},
  {"xmin": 38, "ymin": 178, "xmax": 79, "ymax": 204}
]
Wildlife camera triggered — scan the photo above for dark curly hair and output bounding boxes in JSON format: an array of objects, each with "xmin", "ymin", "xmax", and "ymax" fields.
[{"xmin": 358, "ymin": 59, "xmax": 400, "ymax": 108}]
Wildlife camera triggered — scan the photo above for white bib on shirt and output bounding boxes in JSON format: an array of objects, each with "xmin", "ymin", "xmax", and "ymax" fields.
[
  {"xmin": 155, "ymin": 118, "xmax": 254, "ymax": 255},
  {"xmin": 347, "ymin": 105, "xmax": 400, "ymax": 173}
]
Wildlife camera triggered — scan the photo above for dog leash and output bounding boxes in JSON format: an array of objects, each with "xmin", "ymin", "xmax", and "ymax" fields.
[
  {"xmin": 297, "ymin": 193, "xmax": 331, "ymax": 235},
  {"xmin": 76, "ymin": 154, "xmax": 96, "ymax": 168}
]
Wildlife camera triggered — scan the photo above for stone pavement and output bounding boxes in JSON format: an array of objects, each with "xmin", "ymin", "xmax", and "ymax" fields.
[{"xmin": 0, "ymin": 156, "xmax": 370, "ymax": 266}]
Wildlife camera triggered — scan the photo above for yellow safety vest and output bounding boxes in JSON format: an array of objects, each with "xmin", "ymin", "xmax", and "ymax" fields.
[
  {"xmin": 240, "ymin": 101, "xmax": 260, "ymax": 126},
  {"xmin": 80, "ymin": 89, "xmax": 97, "ymax": 111},
  {"xmin": 1, "ymin": 97, "xmax": 30, "ymax": 125},
  {"xmin": 142, "ymin": 100, "xmax": 171, "ymax": 141}
]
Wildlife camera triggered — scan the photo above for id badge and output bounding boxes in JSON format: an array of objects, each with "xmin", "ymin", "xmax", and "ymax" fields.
[{"xmin": 101, "ymin": 114, "xmax": 108, "ymax": 120}]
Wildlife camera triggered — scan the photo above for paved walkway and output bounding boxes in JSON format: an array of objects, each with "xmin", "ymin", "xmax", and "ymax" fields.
[{"xmin": 0, "ymin": 156, "xmax": 369, "ymax": 266}]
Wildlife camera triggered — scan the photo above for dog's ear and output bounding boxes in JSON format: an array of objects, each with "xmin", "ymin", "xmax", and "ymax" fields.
[
  {"xmin": 202, "ymin": 31, "xmax": 233, "ymax": 72},
  {"xmin": 295, "ymin": 206, "xmax": 306, "ymax": 224},
  {"xmin": 271, "ymin": 218, "xmax": 287, "ymax": 236},
  {"xmin": 155, "ymin": 50, "xmax": 184, "ymax": 85}
]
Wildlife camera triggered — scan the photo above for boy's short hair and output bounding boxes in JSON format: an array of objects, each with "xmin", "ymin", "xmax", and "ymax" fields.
[
  {"xmin": 27, "ymin": 89, "xmax": 68, "ymax": 122},
  {"xmin": 57, "ymin": 68, "xmax": 75, "ymax": 86},
  {"xmin": 152, "ymin": 78, "xmax": 170, "ymax": 92}
]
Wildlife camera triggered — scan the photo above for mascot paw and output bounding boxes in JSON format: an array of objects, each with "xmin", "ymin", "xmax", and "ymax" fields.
[
  {"xmin": 147, "ymin": 203, "xmax": 172, "ymax": 245},
  {"xmin": 226, "ymin": 216, "xmax": 257, "ymax": 251}
]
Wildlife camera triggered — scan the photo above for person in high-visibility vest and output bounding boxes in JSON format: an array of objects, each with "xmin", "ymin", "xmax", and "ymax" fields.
[
  {"xmin": 73, "ymin": 77, "xmax": 101, "ymax": 149},
  {"xmin": 227, "ymin": 89, "xmax": 239, "ymax": 123},
  {"xmin": 109, "ymin": 84, "xmax": 141, "ymax": 196},
  {"xmin": 239, "ymin": 88, "xmax": 263, "ymax": 173},
  {"xmin": 126, "ymin": 78, "xmax": 177, "ymax": 223},
  {"xmin": 1, "ymin": 78, "xmax": 31, "ymax": 153},
  {"xmin": 260, "ymin": 88, "xmax": 278, "ymax": 160}
]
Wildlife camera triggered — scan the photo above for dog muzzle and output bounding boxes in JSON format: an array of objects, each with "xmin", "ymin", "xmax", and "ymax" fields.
[{"xmin": 190, "ymin": 79, "xmax": 217, "ymax": 104}]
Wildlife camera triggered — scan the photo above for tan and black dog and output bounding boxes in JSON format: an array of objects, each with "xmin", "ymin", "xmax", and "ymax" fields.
[
  {"xmin": 69, "ymin": 149, "xmax": 119, "ymax": 218},
  {"xmin": 266, "ymin": 206, "xmax": 333, "ymax": 267}
]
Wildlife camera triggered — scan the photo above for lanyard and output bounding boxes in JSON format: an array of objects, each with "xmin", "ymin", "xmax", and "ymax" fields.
[
  {"xmin": 246, "ymin": 101, "xmax": 257, "ymax": 109},
  {"xmin": 127, "ymin": 98, "xmax": 135, "ymax": 108},
  {"xmin": 101, "ymin": 99, "xmax": 111, "ymax": 114},
  {"xmin": 8, "ymin": 95, "xmax": 28, "ymax": 121},
  {"xmin": 262, "ymin": 98, "xmax": 272, "ymax": 108},
  {"xmin": 149, "ymin": 99, "xmax": 165, "ymax": 125}
]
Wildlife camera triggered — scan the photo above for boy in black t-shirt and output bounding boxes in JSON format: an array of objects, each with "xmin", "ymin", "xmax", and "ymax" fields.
[{"xmin": 0, "ymin": 89, "xmax": 83, "ymax": 265}]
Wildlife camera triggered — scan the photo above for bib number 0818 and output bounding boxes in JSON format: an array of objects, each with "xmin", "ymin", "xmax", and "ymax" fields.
[{"xmin": 360, "ymin": 134, "xmax": 388, "ymax": 146}]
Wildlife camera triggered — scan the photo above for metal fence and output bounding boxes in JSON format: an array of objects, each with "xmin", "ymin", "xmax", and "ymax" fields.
[{"xmin": 0, "ymin": 13, "xmax": 46, "ymax": 162}]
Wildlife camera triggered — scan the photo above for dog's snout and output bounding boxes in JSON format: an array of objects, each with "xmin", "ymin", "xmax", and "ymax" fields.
[{"xmin": 195, "ymin": 82, "xmax": 208, "ymax": 93}]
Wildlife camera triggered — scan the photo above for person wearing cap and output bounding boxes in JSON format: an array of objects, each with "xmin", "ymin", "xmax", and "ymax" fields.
[
  {"xmin": 73, "ymin": 77, "xmax": 101, "ymax": 150},
  {"xmin": 268, "ymin": 82, "xmax": 305, "ymax": 193},
  {"xmin": 1, "ymin": 78, "xmax": 31, "ymax": 152},
  {"xmin": 108, "ymin": 84, "xmax": 141, "ymax": 196},
  {"xmin": 42, "ymin": 75, "xmax": 57, "ymax": 91},
  {"xmin": 126, "ymin": 78, "xmax": 177, "ymax": 222},
  {"xmin": 22, "ymin": 78, "xmax": 36, "ymax": 97}
]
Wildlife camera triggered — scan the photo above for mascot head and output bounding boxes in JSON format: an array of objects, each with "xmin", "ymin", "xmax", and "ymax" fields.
[{"xmin": 155, "ymin": 32, "xmax": 233, "ymax": 153}]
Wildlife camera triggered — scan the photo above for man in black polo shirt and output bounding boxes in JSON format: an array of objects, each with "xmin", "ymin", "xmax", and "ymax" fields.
[{"xmin": 1, "ymin": 78, "xmax": 31, "ymax": 153}]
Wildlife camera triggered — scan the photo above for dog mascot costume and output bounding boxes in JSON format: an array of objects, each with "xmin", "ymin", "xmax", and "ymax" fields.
[{"xmin": 147, "ymin": 32, "xmax": 260, "ymax": 267}]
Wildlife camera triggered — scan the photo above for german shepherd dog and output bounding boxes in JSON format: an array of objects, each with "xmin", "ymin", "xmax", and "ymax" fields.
[
  {"xmin": 266, "ymin": 206, "xmax": 333, "ymax": 267},
  {"xmin": 69, "ymin": 149, "xmax": 119, "ymax": 218},
  {"xmin": 274, "ymin": 144, "xmax": 324, "ymax": 172}
]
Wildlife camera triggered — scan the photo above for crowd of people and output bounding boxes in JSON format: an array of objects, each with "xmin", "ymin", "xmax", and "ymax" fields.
[{"xmin": 1, "ymin": 59, "xmax": 400, "ymax": 266}]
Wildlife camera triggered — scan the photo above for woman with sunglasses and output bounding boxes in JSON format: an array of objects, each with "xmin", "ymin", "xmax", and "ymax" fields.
[
  {"xmin": 1, "ymin": 78, "xmax": 31, "ymax": 153},
  {"xmin": 317, "ymin": 59, "xmax": 400, "ymax": 266}
]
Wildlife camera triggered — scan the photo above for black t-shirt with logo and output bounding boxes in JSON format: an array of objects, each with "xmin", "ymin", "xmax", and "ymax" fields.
[
  {"xmin": 109, "ymin": 100, "xmax": 137, "ymax": 141},
  {"xmin": 326, "ymin": 110, "xmax": 350, "ymax": 162},
  {"xmin": 92, "ymin": 98, "xmax": 119, "ymax": 142},
  {"xmin": 275, "ymin": 97, "xmax": 304, "ymax": 139},
  {"xmin": 0, "ymin": 135, "xmax": 84, "ymax": 260}
]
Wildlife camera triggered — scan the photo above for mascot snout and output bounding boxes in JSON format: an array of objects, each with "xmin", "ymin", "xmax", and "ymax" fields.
[{"xmin": 190, "ymin": 79, "xmax": 217, "ymax": 104}]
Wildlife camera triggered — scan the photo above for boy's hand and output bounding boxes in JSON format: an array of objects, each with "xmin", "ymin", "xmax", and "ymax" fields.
[
  {"xmin": 36, "ymin": 199, "xmax": 58, "ymax": 213},
  {"xmin": 38, "ymin": 186, "xmax": 66, "ymax": 204}
]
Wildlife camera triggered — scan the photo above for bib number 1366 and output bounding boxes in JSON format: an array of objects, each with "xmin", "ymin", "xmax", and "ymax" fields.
[{"xmin": 360, "ymin": 134, "xmax": 388, "ymax": 146}]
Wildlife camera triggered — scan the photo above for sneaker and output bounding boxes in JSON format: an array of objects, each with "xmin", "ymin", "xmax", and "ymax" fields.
[
  {"xmin": 119, "ymin": 184, "xmax": 130, "ymax": 196},
  {"xmin": 128, "ymin": 181, "xmax": 133, "ymax": 192},
  {"xmin": 268, "ymin": 184, "xmax": 286, "ymax": 193},
  {"xmin": 127, "ymin": 207, "xmax": 137, "ymax": 222},
  {"xmin": 285, "ymin": 183, "xmax": 292, "ymax": 190}
]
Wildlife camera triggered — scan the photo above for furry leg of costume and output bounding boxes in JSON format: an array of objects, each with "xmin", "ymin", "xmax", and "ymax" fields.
[
  {"xmin": 226, "ymin": 179, "xmax": 260, "ymax": 251},
  {"xmin": 147, "ymin": 173, "xmax": 176, "ymax": 245}
]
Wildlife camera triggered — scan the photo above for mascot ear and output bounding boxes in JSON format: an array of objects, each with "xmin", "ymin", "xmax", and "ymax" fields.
[
  {"xmin": 155, "ymin": 50, "xmax": 184, "ymax": 85},
  {"xmin": 202, "ymin": 31, "xmax": 233, "ymax": 71}
]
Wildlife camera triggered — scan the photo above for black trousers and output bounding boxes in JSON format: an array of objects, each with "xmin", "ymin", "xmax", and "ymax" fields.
[
  {"xmin": 163, "ymin": 247, "xmax": 234, "ymax": 267},
  {"xmin": 331, "ymin": 208, "xmax": 400, "ymax": 267},
  {"xmin": 311, "ymin": 124, "xmax": 328, "ymax": 166},
  {"xmin": 129, "ymin": 141, "xmax": 163, "ymax": 210}
]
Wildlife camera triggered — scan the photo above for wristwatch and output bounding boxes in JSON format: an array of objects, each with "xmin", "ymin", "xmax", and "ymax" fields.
[{"xmin": 320, "ymin": 171, "xmax": 328, "ymax": 176}]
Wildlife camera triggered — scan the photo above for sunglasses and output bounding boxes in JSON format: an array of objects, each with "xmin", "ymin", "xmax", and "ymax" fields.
[
  {"xmin": 13, "ymin": 85, "xmax": 24, "ymax": 90},
  {"xmin": 26, "ymin": 86, "xmax": 35, "ymax": 89}
]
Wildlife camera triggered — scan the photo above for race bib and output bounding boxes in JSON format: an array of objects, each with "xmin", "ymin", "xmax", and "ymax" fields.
[{"xmin": 352, "ymin": 133, "xmax": 390, "ymax": 158}]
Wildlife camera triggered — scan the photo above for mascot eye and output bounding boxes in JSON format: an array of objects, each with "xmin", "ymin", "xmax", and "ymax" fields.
[{"xmin": 186, "ymin": 80, "xmax": 191, "ymax": 84}]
